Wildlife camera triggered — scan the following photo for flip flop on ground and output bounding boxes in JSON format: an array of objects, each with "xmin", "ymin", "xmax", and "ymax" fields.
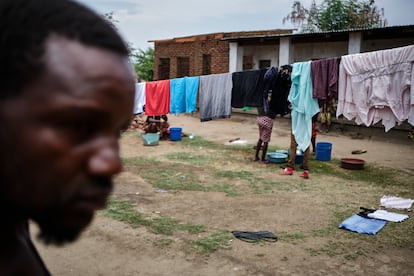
[
  {"xmin": 231, "ymin": 230, "xmax": 278, "ymax": 242},
  {"xmin": 351, "ymin": 149, "xmax": 367, "ymax": 154}
]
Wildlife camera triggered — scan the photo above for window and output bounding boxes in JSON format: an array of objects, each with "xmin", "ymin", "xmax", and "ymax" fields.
[
  {"xmin": 202, "ymin": 54, "xmax": 211, "ymax": 75},
  {"xmin": 242, "ymin": 55, "xmax": 253, "ymax": 70},
  {"xmin": 177, "ymin": 57, "xmax": 190, "ymax": 77},
  {"xmin": 158, "ymin": 58, "xmax": 170, "ymax": 80},
  {"xmin": 259, "ymin": 60, "xmax": 271, "ymax": 69}
]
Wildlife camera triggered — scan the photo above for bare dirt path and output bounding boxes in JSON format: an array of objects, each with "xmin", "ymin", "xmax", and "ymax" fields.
[{"xmin": 34, "ymin": 113, "xmax": 414, "ymax": 276}]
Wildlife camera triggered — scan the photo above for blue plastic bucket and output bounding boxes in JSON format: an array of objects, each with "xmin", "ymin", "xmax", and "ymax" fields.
[
  {"xmin": 295, "ymin": 153, "xmax": 304, "ymax": 164},
  {"xmin": 169, "ymin": 127, "xmax": 182, "ymax": 141},
  {"xmin": 316, "ymin": 142, "xmax": 332, "ymax": 161},
  {"xmin": 287, "ymin": 149, "xmax": 304, "ymax": 164}
]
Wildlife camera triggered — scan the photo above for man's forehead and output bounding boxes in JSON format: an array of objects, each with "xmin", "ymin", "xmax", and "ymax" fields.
[{"xmin": 44, "ymin": 35, "xmax": 133, "ymax": 79}]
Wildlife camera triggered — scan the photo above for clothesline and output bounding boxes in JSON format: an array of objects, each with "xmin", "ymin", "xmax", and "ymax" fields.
[{"xmin": 133, "ymin": 44, "xmax": 414, "ymax": 131}]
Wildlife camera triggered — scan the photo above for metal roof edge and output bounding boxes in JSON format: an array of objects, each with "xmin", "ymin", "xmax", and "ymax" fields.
[{"xmin": 221, "ymin": 24, "xmax": 414, "ymax": 41}]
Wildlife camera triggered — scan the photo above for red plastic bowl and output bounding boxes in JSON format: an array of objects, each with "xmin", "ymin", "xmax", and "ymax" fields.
[{"xmin": 340, "ymin": 158, "xmax": 365, "ymax": 170}]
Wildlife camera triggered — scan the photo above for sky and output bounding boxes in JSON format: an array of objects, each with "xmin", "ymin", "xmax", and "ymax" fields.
[{"xmin": 76, "ymin": 0, "xmax": 414, "ymax": 51}]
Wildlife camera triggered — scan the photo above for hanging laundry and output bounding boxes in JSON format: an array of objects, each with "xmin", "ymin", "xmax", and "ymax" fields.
[
  {"xmin": 288, "ymin": 61, "xmax": 320, "ymax": 151},
  {"xmin": 410, "ymin": 73, "xmax": 414, "ymax": 127},
  {"xmin": 170, "ymin": 76, "xmax": 200, "ymax": 114},
  {"xmin": 133, "ymin": 82, "xmax": 146, "ymax": 115},
  {"xmin": 311, "ymin": 57, "xmax": 340, "ymax": 130},
  {"xmin": 336, "ymin": 45, "xmax": 414, "ymax": 131},
  {"xmin": 268, "ymin": 64, "xmax": 292, "ymax": 118},
  {"xmin": 262, "ymin": 66, "xmax": 278, "ymax": 114},
  {"xmin": 199, "ymin": 72, "xmax": 232, "ymax": 122},
  {"xmin": 145, "ymin": 80, "xmax": 170, "ymax": 116},
  {"xmin": 231, "ymin": 68, "xmax": 267, "ymax": 108},
  {"xmin": 311, "ymin": 57, "xmax": 340, "ymax": 100}
]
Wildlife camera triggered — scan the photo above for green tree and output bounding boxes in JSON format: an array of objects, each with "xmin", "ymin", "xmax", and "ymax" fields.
[
  {"xmin": 283, "ymin": 0, "xmax": 387, "ymax": 32},
  {"xmin": 282, "ymin": 1, "xmax": 309, "ymax": 29},
  {"xmin": 131, "ymin": 48, "xmax": 154, "ymax": 82}
]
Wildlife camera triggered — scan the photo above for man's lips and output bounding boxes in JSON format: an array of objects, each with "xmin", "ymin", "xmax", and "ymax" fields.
[{"xmin": 74, "ymin": 188, "xmax": 112, "ymax": 211}]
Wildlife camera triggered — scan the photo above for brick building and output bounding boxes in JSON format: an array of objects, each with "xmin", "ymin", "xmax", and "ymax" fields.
[{"xmin": 150, "ymin": 29, "xmax": 293, "ymax": 80}]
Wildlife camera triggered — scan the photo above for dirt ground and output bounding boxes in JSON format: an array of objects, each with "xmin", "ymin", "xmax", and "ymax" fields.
[{"xmin": 34, "ymin": 113, "xmax": 414, "ymax": 276}]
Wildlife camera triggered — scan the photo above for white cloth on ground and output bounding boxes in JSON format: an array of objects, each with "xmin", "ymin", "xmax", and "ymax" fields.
[
  {"xmin": 367, "ymin": 209, "xmax": 409, "ymax": 222},
  {"xmin": 380, "ymin": 195, "xmax": 414, "ymax": 210}
]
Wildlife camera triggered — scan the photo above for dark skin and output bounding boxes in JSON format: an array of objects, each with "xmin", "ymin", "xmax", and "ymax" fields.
[
  {"xmin": 0, "ymin": 36, "xmax": 135, "ymax": 274},
  {"xmin": 254, "ymin": 139, "xmax": 268, "ymax": 162},
  {"xmin": 254, "ymin": 104, "xmax": 271, "ymax": 162},
  {"xmin": 311, "ymin": 135, "xmax": 316, "ymax": 153}
]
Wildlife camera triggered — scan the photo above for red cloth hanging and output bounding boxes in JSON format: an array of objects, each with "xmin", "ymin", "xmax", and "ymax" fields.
[{"xmin": 145, "ymin": 80, "xmax": 170, "ymax": 116}]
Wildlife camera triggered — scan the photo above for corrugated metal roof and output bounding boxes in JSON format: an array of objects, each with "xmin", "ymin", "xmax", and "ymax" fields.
[
  {"xmin": 221, "ymin": 24, "xmax": 414, "ymax": 41},
  {"xmin": 149, "ymin": 24, "xmax": 414, "ymax": 44},
  {"xmin": 149, "ymin": 29, "xmax": 295, "ymax": 43}
]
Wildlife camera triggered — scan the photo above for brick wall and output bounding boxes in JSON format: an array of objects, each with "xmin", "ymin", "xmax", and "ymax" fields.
[
  {"xmin": 153, "ymin": 30, "xmax": 294, "ymax": 80},
  {"xmin": 153, "ymin": 34, "xmax": 230, "ymax": 80}
]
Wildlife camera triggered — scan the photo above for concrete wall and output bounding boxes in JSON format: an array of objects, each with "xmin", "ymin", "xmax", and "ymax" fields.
[
  {"xmin": 293, "ymin": 41, "xmax": 348, "ymax": 62},
  {"xmin": 362, "ymin": 38, "xmax": 414, "ymax": 52},
  {"xmin": 242, "ymin": 45, "xmax": 279, "ymax": 69},
  {"xmin": 229, "ymin": 42, "xmax": 243, "ymax": 72}
]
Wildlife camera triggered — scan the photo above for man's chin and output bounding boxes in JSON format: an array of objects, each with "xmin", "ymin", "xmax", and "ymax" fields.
[{"xmin": 36, "ymin": 212, "xmax": 94, "ymax": 246}]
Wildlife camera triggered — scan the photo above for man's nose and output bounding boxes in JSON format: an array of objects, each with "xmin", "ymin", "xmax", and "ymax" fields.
[{"xmin": 88, "ymin": 138, "xmax": 122, "ymax": 176}]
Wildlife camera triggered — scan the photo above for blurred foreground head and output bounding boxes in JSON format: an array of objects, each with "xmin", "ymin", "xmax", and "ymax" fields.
[{"xmin": 0, "ymin": 0, "xmax": 135, "ymax": 249}]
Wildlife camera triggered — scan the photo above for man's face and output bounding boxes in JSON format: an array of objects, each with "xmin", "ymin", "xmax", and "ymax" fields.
[{"xmin": 0, "ymin": 37, "xmax": 135, "ymax": 244}]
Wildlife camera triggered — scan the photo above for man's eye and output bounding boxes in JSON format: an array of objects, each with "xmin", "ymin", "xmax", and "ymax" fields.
[{"xmin": 64, "ymin": 121, "xmax": 97, "ymax": 138}]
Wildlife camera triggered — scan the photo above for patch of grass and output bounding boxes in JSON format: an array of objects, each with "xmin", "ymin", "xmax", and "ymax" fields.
[
  {"xmin": 128, "ymin": 159, "xmax": 240, "ymax": 196},
  {"xmin": 209, "ymin": 182, "xmax": 240, "ymax": 196},
  {"xmin": 307, "ymin": 208, "xmax": 353, "ymax": 240},
  {"xmin": 279, "ymin": 231, "xmax": 307, "ymax": 244},
  {"xmin": 102, "ymin": 197, "xmax": 232, "ymax": 255},
  {"xmin": 140, "ymin": 166, "xmax": 207, "ymax": 192},
  {"xmin": 180, "ymin": 135, "xmax": 255, "ymax": 153},
  {"xmin": 214, "ymin": 168, "xmax": 314, "ymax": 193},
  {"xmin": 102, "ymin": 197, "xmax": 207, "ymax": 235},
  {"xmin": 213, "ymin": 170, "xmax": 269, "ymax": 194},
  {"xmin": 177, "ymin": 223, "xmax": 207, "ymax": 234},
  {"xmin": 310, "ymin": 159, "xmax": 413, "ymax": 188},
  {"xmin": 163, "ymin": 152, "xmax": 212, "ymax": 166},
  {"xmin": 305, "ymin": 241, "xmax": 366, "ymax": 260},
  {"xmin": 122, "ymin": 156, "xmax": 159, "ymax": 166},
  {"xmin": 311, "ymin": 227, "xmax": 334, "ymax": 237},
  {"xmin": 223, "ymin": 144, "xmax": 253, "ymax": 152},
  {"xmin": 124, "ymin": 146, "xmax": 315, "ymax": 196},
  {"xmin": 150, "ymin": 216, "xmax": 180, "ymax": 235},
  {"xmin": 214, "ymin": 170, "xmax": 254, "ymax": 179},
  {"xmin": 190, "ymin": 231, "xmax": 233, "ymax": 254},
  {"xmin": 153, "ymin": 238, "xmax": 174, "ymax": 248},
  {"xmin": 180, "ymin": 136, "xmax": 224, "ymax": 149},
  {"xmin": 101, "ymin": 197, "xmax": 150, "ymax": 228},
  {"xmin": 376, "ymin": 218, "xmax": 414, "ymax": 248}
]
